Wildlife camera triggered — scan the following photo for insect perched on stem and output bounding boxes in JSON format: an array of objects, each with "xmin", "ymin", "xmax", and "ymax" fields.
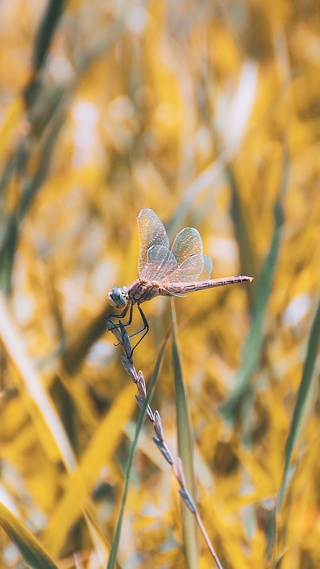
[{"xmin": 107, "ymin": 208, "xmax": 253, "ymax": 352}]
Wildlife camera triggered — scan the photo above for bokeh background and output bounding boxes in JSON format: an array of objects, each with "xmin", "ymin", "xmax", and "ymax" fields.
[{"xmin": 0, "ymin": 1, "xmax": 319, "ymax": 568}]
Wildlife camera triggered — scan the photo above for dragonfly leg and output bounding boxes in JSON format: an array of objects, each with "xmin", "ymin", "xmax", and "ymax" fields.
[
  {"xmin": 105, "ymin": 303, "xmax": 134, "ymax": 347},
  {"xmin": 129, "ymin": 304, "xmax": 149, "ymax": 352},
  {"xmin": 105, "ymin": 303, "xmax": 133, "ymax": 327},
  {"xmin": 106, "ymin": 303, "xmax": 149, "ymax": 352}
]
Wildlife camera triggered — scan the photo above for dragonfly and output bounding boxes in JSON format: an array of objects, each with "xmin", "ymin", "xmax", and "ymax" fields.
[{"xmin": 107, "ymin": 208, "xmax": 253, "ymax": 351}]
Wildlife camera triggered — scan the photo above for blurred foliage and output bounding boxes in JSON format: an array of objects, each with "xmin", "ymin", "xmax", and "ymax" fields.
[{"xmin": 0, "ymin": 1, "xmax": 319, "ymax": 568}]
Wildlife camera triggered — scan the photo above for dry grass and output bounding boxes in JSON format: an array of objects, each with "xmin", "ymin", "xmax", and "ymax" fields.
[{"xmin": 0, "ymin": 1, "xmax": 319, "ymax": 568}]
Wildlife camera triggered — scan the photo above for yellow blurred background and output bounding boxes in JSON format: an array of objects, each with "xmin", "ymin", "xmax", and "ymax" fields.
[{"xmin": 0, "ymin": 1, "xmax": 319, "ymax": 568}]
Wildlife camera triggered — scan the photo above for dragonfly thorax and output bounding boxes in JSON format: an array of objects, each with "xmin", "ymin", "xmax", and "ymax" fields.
[{"xmin": 108, "ymin": 286, "xmax": 128, "ymax": 308}]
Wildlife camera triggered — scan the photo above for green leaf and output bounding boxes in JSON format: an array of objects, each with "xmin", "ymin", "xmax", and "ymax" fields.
[
  {"xmin": 278, "ymin": 293, "xmax": 320, "ymax": 511},
  {"xmin": 221, "ymin": 148, "xmax": 289, "ymax": 426},
  {"xmin": 0, "ymin": 502, "xmax": 59, "ymax": 569},
  {"xmin": 267, "ymin": 294, "xmax": 320, "ymax": 559},
  {"xmin": 171, "ymin": 301, "xmax": 199, "ymax": 569}
]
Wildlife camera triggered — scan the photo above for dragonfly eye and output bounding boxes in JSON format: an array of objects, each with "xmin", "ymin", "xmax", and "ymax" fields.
[{"xmin": 108, "ymin": 287, "xmax": 127, "ymax": 308}]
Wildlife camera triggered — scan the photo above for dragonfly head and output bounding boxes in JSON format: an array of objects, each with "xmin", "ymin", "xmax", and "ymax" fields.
[{"xmin": 108, "ymin": 286, "xmax": 128, "ymax": 309}]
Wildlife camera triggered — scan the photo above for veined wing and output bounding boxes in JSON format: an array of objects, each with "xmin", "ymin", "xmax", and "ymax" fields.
[
  {"xmin": 138, "ymin": 213, "xmax": 213, "ymax": 283},
  {"xmin": 141, "ymin": 245, "xmax": 212, "ymax": 285},
  {"xmin": 144, "ymin": 245, "xmax": 178, "ymax": 280},
  {"xmin": 165, "ymin": 227, "xmax": 213, "ymax": 282},
  {"xmin": 198, "ymin": 254, "xmax": 213, "ymax": 280},
  {"xmin": 138, "ymin": 209, "xmax": 169, "ymax": 279},
  {"xmin": 167, "ymin": 227, "xmax": 203, "ymax": 281}
]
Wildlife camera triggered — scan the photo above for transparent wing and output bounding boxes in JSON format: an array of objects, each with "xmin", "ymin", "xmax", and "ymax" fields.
[
  {"xmin": 138, "ymin": 213, "xmax": 214, "ymax": 284},
  {"xmin": 159, "ymin": 253, "xmax": 213, "ymax": 289},
  {"xmin": 137, "ymin": 209, "xmax": 169, "ymax": 278},
  {"xmin": 171, "ymin": 227, "xmax": 202, "ymax": 262},
  {"xmin": 142, "ymin": 245, "xmax": 178, "ymax": 280},
  {"xmin": 165, "ymin": 253, "xmax": 202, "ymax": 282},
  {"xmin": 199, "ymin": 255, "xmax": 213, "ymax": 280},
  {"xmin": 164, "ymin": 227, "xmax": 205, "ymax": 282}
]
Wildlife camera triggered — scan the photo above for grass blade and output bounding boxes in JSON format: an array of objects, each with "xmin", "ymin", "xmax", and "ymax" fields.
[
  {"xmin": 228, "ymin": 164, "xmax": 258, "ymax": 297},
  {"xmin": 0, "ymin": 502, "xmax": 59, "ymax": 569},
  {"xmin": 0, "ymin": 294, "xmax": 77, "ymax": 472},
  {"xmin": 107, "ymin": 332, "xmax": 169, "ymax": 569},
  {"xmin": 221, "ymin": 148, "xmax": 289, "ymax": 425},
  {"xmin": 171, "ymin": 300, "xmax": 199, "ymax": 569},
  {"xmin": 278, "ymin": 294, "xmax": 320, "ymax": 510},
  {"xmin": 266, "ymin": 294, "xmax": 320, "ymax": 560}
]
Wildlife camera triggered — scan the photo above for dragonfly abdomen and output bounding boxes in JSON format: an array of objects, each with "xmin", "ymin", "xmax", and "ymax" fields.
[{"xmin": 163, "ymin": 275, "xmax": 253, "ymax": 295}]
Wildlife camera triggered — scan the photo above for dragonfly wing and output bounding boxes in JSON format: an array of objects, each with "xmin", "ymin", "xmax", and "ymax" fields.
[
  {"xmin": 143, "ymin": 244, "xmax": 177, "ymax": 280},
  {"xmin": 137, "ymin": 209, "xmax": 169, "ymax": 278},
  {"xmin": 165, "ymin": 227, "xmax": 205, "ymax": 282},
  {"xmin": 171, "ymin": 228, "xmax": 202, "ymax": 263},
  {"xmin": 199, "ymin": 254, "xmax": 213, "ymax": 280},
  {"xmin": 165, "ymin": 252, "xmax": 204, "ymax": 282}
]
